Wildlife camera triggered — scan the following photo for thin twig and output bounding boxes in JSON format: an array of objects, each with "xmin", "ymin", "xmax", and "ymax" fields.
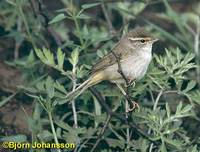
[
  {"xmin": 162, "ymin": 90, "xmax": 179, "ymax": 94},
  {"xmin": 71, "ymin": 64, "xmax": 78, "ymax": 129},
  {"xmin": 149, "ymin": 90, "xmax": 155, "ymax": 103},
  {"xmin": 115, "ymin": 83, "xmax": 130, "ymax": 146},
  {"xmin": 148, "ymin": 90, "xmax": 163, "ymax": 151},
  {"xmin": 90, "ymin": 115, "xmax": 112, "ymax": 152},
  {"xmin": 69, "ymin": 49, "xmax": 79, "ymax": 152},
  {"xmin": 125, "ymin": 100, "xmax": 130, "ymax": 145},
  {"xmin": 194, "ymin": 19, "xmax": 200, "ymax": 85},
  {"xmin": 111, "ymin": 51, "xmax": 128, "ymax": 84},
  {"xmin": 30, "ymin": 0, "xmax": 63, "ymax": 47},
  {"xmin": 111, "ymin": 50, "xmax": 135, "ymax": 110},
  {"xmin": 14, "ymin": 17, "xmax": 22, "ymax": 59},
  {"xmin": 48, "ymin": 112, "xmax": 61, "ymax": 152},
  {"xmin": 101, "ymin": 0, "xmax": 116, "ymax": 35},
  {"xmin": 153, "ymin": 90, "xmax": 163, "ymax": 111},
  {"xmin": 185, "ymin": 24, "xmax": 196, "ymax": 36},
  {"xmin": 149, "ymin": 143, "xmax": 154, "ymax": 152},
  {"xmin": 148, "ymin": 90, "xmax": 163, "ymax": 134},
  {"xmin": 110, "ymin": 50, "xmax": 137, "ymax": 149},
  {"xmin": 16, "ymin": 0, "xmax": 36, "ymax": 48},
  {"xmin": 89, "ymin": 87, "xmax": 158, "ymax": 143},
  {"xmin": 77, "ymin": 138, "xmax": 91, "ymax": 152}
]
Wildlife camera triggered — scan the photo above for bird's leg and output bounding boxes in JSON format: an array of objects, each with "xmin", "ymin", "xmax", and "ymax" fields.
[
  {"xmin": 125, "ymin": 78, "xmax": 135, "ymax": 88},
  {"xmin": 115, "ymin": 83, "xmax": 130, "ymax": 113},
  {"xmin": 124, "ymin": 78, "xmax": 140, "ymax": 112},
  {"xmin": 127, "ymin": 101, "xmax": 140, "ymax": 112},
  {"xmin": 115, "ymin": 83, "xmax": 139, "ymax": 112},
  {"xmin": 111, "ymin": 51, "xmax": 139, "ymax": 112},
  {"xmin": 115, "ymin": 82, "xmax": 126, "ymax": 96}
]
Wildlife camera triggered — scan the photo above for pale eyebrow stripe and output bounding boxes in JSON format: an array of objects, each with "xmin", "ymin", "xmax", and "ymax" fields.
[{"xmin": 128, "ymin": 37, "xmax": 151, "ymax": 41}]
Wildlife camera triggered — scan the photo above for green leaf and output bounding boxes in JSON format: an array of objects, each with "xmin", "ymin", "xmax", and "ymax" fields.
[
  {"xmin": 48, "ymin": 13, "xmax": 66, "ymax": 24},
  {"xmin": 35, "ymin": 48, "xmax": 45, "ymax": 62},
  {"xmin": 0, "ymin": 92, "xmax": 17, "ymax": 107},
  {"xmin": 186, "ymin": 145, "xmax": 198, "ymax": 152},
  {"xmin": 105, "ymin": 137, "xmax": 125, "ymax": 149},
  {"xmin": 182, "ymin": 80, "xmax": 196, "ymax": 93},
  {"xmin": 160, "ymin": 141, "xmax": 167, "ymax": 152},
  {"xmin": 162, "ymin": 137, "xmax": 182, "ymax": 150},
  {"xmin": 43, "ymin": 48, "xmax": 55, "ymax": 66},
  {"xmin": 54, "ymin": 81, "xmax": 67, "ymax": 94},
  {"xmin": 35, "ymin": 48, "xmax": 56, "ymax": 66},
  {"xmin": 57, "ymin": 48, "xmax": 65, "ymax": 69},
  {"xmin": 1, "ymin": 135, "xmax": 27, "ymax": 142},
  {"xmin": 25, "ymin": 93, "xmax": 40, "ymax": 100},
  {"xmin": 6, "ymin": 0, "xmax": 16, "ymax": 6},
  {"xmin": 176, "ymin": 102, "xmax": 183, "ymax": 114},
  {"xmin": 27, "ymin": 50, "xmax": 35, "ymax": 63},
  {"xmin": 56, "ymin": 120, "xmax": 85, "ymax": 133},
  {"xmin": 93, "ymin": 96, "xmax": 102, "ymax": 127},
  {"xmin": 97, "ymin": 49, "xmax": 104, "ymax": 58},
  {"xmin": 155, "ymin": 48, "xmax": 196, "ymax": 83},
  {"xmin": 81, "ymin": 2, "xmax": 100, "ymax": 9},
  {"xmin": 38, "ymin": 130, "xmax": 53, "ymax": 141},
  {"xmin": 140, "ymin": 139, "xmax": 149, "ymax": 152},
  {"xmin": 69, "ymin": 48, "xmax": 79, "ymax": 66},
  {"xmin": 77, "ymin": 13, "xmax": 91, "ymax": 19},
  {"xmin": 165, "ymin": 102, "xmax": 171, "ymax": 118},
  {"xmin": 45, "ymin": 76, "xmax": 55, "ymax": 99},
  {"xmin": 181, "ymin": 105, "xmax": 193, "ymax": 114},
  {"xmin": 189, "ymin": 90, "xmax": 200, "ymax": 105}
]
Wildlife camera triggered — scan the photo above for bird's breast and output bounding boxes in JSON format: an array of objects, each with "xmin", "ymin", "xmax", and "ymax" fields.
[
  {"xmin": 103, "ymin": 51, "xmax": 152, "ymax": 83},
  {"xmin": 122, "ymin": 51, "xmax": 152, "ymax": 80}
]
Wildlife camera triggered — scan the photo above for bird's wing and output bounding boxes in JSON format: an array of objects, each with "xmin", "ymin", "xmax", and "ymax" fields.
[{"xmin": 91, "ymin": 42, "xmax": 121, "ymax": 73}]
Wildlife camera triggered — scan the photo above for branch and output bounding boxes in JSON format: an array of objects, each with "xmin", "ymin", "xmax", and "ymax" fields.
[
  {"xmin": 91, "ymin": 115, "xmax": 112, "ymax": 152},
  {"xmin": 153, "ymin": 90, "xmax": 163, "ymax": 111},
  {"xmin": 148, "ymin": 90, "xmax": 163, "ymax": 149},
  {"xmin": 30, "ymin": 0, "xmax": 63, "ymax": 47},
  {"xmin": 101, "ymin": 0, "xmax": 116, "ymax": 35},
  {"xmin": 71, "ymin": 64, "xmax": 78, "ymax": 129},
  {"xmin": 194, "ymin": 21, "xmax": 200, "ymax": 86},
  {"xmin": 98, "ymin": 49, "xmax": 138, "ymax": 148},
  {"xmin": 48, "ymin": 112, "xmax": 61, "ymax": 152},
  {"xmin": 14, "ymin": 16, "xmax": 22, "ymax": 59},
  {"xmin": 111, "ymin": 51, "xmax": 129, "ymax": 84},
  {"xmin": 89, "ymin": 87, "xmax": 157, "ymax": 143},
  {"xmin": 111, "ymin": 50, "xmax": 135, "ymax": 110}
]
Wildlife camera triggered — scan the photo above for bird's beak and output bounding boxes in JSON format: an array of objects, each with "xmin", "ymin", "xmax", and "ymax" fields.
[{"xmin": 152, "ymin": 38, "xmax": 159, "ymax": 43}]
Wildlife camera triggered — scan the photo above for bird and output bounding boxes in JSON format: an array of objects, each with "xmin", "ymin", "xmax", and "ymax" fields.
[{"xmin": 66, "ymin": 27, "xmax": 158, "ymax": 100}]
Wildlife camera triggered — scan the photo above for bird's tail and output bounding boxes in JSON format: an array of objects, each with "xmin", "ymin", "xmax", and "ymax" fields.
[{"xmin": 66, "ymin": 71, "xmax": 105, "ymax": 101}]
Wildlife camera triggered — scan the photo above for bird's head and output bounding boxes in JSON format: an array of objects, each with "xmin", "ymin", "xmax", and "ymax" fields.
[{"xmin": 124, "ymin": 27, "xmax": 158, "ymax": 53}]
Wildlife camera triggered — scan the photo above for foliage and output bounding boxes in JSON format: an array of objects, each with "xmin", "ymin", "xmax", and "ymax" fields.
[{"xmin": 0, "ymin": 0, "xmax": 200, "ymax": 152}]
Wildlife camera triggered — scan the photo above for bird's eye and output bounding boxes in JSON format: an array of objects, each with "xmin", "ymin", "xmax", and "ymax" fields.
[{"xmin": 140, "ymin": 39, "xmax": 146, "ymax": 43}]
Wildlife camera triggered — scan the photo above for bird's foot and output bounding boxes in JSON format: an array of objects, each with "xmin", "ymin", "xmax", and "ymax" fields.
[
  {"xmin": 127, "ymin": 101, "xmax": 140, "ymax": 112},
  {"xmin": 125, "ymin": 79, "xmax": 135, "ymax": 88}
]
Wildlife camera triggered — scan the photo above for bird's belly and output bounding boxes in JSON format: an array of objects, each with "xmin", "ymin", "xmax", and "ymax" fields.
[
  {"xmin": 122, "ymin": 55, "xmax": 151, "ymax": 79},
  {"xmin": 104, "ymin": 53, "xmax": 152, "ymax": 83}
]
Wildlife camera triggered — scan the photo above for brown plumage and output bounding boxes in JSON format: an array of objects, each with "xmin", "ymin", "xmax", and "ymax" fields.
[
  {"xmin": 126, "ymin": 27, "xmax": 151, "ymax": 38},
  {"xmin": 66, "ymin": 28, "xmax": 158, "ymax": 100},
  {"xmin": 91, "ymin": 27, "xmax": 152, "ymax": 73}
]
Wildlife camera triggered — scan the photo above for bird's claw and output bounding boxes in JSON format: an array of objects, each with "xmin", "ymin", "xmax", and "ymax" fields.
[
  {"xmin": 125, "ymin": 79, "xmax": 135, "ymax": 88},
  {"xmin": 127, "ymin": 101, "xmax": 140, "ymax": 112}
]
